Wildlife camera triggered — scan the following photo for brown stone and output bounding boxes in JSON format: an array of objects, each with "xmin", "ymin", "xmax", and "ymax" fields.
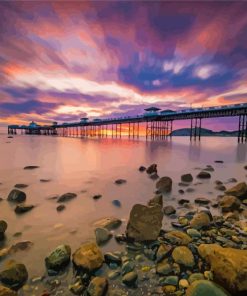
[
  {"xmin": 172, "ymin": 246, "xmax": 195, "ymax": 268},
  {"xmin": 156, "ymin": 177, "xmax": 172, "ymax": 193},
  {"xmin": 164, "ymin": 231, "xmax": 192, "ymax": 245},
  {"xmin": 225, "ymin": 182, "xmax": 247, "ymax": 199},
  {"xmin": 0, "ymin": 285, "xmax": 17, "ymax": 296},
  {"xmin": 190, "ymin": 212, "xmax": 211, "ymax": 229},
  {"xmin": 219, "ymin": 195, "xmax": 241, "ymax": 212}
]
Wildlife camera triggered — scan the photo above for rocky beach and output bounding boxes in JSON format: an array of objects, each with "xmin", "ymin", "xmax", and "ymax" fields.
[{"xmin": 1, "ymin": 152, "xmax": 247, "ymax": 296}]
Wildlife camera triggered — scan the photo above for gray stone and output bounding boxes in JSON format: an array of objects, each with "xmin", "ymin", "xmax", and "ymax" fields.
[
  {"xmin": 7, "ymin": 189, "xmax": 26, "ymax": 203},
  {"xmin": 156, "ymin": 177, "xmax": 172, "ymax": 193},
  {"xmin": 197, "ymin": 171, "xmax": 211, "ymax": 179},
  {"xmin": 93, "ymin": 217, "xmax": 122, "ymax": 230},
  {"xmin": 0, "ymin": 261, "xmax": 28, "ymax": 289},
  {"xmin": 146, "ymin": 164, "xmax": 157, "ymax": 175},
  {"xmin": 181, "ymin": 174, "xmax": 193, "ymax": 183},
  {"xmin": 14, "ymin": 204, "xmax": 34, "ymax": 214},
  {"xmin": 57, "ymin": 193, "xmax": 77, "ymax": 203},
  {"xmin": 163, "ymin": 205, "xmax": 176, "ymax": 215},
  {"xmin": 45, "ymin": 245, "xmax": 71, "ymax": 274},
  {"xmin": 122, "ymin": 271, "xmax": 138, "ymax": 286},
  {"xmin": 95, "ymin": 227, "xmax": 112, "ymax": 245}
]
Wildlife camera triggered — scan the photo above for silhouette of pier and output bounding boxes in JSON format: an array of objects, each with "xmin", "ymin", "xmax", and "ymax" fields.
[{"xmin": 8, "ymin": 103, "xmax": 247, "ymax": 142}]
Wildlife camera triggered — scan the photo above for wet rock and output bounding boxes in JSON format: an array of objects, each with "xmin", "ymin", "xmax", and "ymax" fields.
[
  {"xmin": 45, "ymin": 245, "xmax": 71, "ymax": 274},
  {"xmin": 0, "ymin": 220, "xmax": 7, "ymax": 240},
  {"xmin": 115, "ymin": 179, "xmax": 126, "ymax": 185},
  {"xmin": 194, "ymin": 197, "xmax": 210, "ymax": 205},
  {"xmin": 186, "ymin": 187, "xmax": 195, "ymax": 193},
  {"xmin": 178, "ymin": 198, "xmax": 189, "ymax": 205},
  {"xmin": 172, "ymin": 246, "xmax": 195, "ymax": 267},
  {"xmin": 7, "ymin": 189, "xmax": 26, "ymax": 203},
  {"xmin": 93, "ymin": 194, "xmax": 102, "ymax": 200},
  {"xmin": 225, "ymin": 182, "xmax": 247, "ymax": 199},
  {"xmin": 9, "ymin": 241, "xmax": 33, "ymax": 253},
  {"xmin": 162, "ymin": 285, "xmax": 176, "ymax": 294},
  {"xmin": 204, "ymin": 166, "xmax": 214, "ymax": 172},
  {"xmin": 126, "ymin": 204, "xmax": 163, "ymax": 241},
  {"xmin": 179, "ymin": 182, "xmax": 190, "ymax": 187},
  {"xmin": 112, "ymin": 200, "xmax": 121, "ymax": 207},
  {"xmin": 150, "ymin": 172, "xmax": 159, "ymax": 180},
  {"xmin": 156, "ymin": 260, "xmax": 173, "ymax": 275},
  {"xmin": 146, "ymin": 164, "xmax": 157, "ymax": 175},
  {"xmin": 163, "ymin": 205, "xmax": 176, "ymax": 216},
  {"xmin": 226, "ymin": 178, "xmax": 237, "ymax": 183},
  {"xmin": 57, "ymin": 192, "xmax": 77, "ymax": 203},
  {"xmin": 56, "ymin": 205, "xmax": 65, "ymax": 212},
  {"xmin": 0, "ymin": 285, "xmax": 17, "ymax": 296},
  {"xmin": 164, "ymin": 230, "xmax": 192, "ymax": 245},
  {"xmin": 161, "ymin": 275, "xmax": 178, "ymax": 286},
  {"xmin": 178, "ymin": 189, "xmax": 185, "ymax": 194},
  {"xmin": 23, "ymin": 166, "xmax": 39, "ymax": 170},
  {"xmin": 219, "ymin": 195, "xmax": 241, "ymax": 212},
  {"xmin": 187, "ymin": 228, "xmax": 201, "ymax": 238},
  {"xmin": 190, "ymin": 212, "xmax": 211, "ymax": 229},
  {"xmin": 156, "ymin": 176, "xmax": 172, "ymax": 193},
  {"xmin": 0, "ymin": 261, "xmax": 28, "ymax": 290},
  {"xmin": 156, "ymin": 244, "xmax": 172, "ymax": 262},
  {"xmin": 139, "ymin": 166, "xmax": 146, "ymax": 172},
  {"xmin": 181, "ymin": 173, "xmax": 193, "ymax": 183},
  {"xmin": 14, "ymin": 204, "xmax": 34, "ymax": 214},
  {"xmin": 215, "ymin": 160, "xmax": 224, "ymax": 163},
  {"xmin": 87, "ymin": 277, "xmax": 108, "ymax": 296},
  {"xmin": 14, "ymin": 184, "xmax": 28, "ymax": 189},
  {"xmin": 186, "ymin": 280, "xmax": 230, "ymax": 296},
  {"xmin": 72, "ymin": 242, "xmax": 104, "ymax": 272},
  {"xmin": 95, "ymin": 227, "xmax": 112, "ymax": 245},
  {"xmin": 122, "ymin": 261, "xmax": 135, "ymax": 275},
  {"xmin": 197, "ymin": 171, "xmax": 211, "ymax": 179},
  {"xmin": 188, "ymin": 273, "xmax": 204, "ymax": 284},
  {"xmin": 93, "ymin": 217, "xmax": 122, "ymax": 230},
  {"xmin": 148, "ymin": 194, "xmax": 163, "ymax": 207},
  {"xmin": 40, "ymin": 179, "xmax": 51, "ymax": 183},
  {"xmin": 215, "ymin": 184, "xmax": 226, "ymax": 191},
  {"xmin": 104, "ymin": 253, "xmax": 121, "ymax": 265},
  {"xmin": 198, "ymin": 244, "xmax": 247, "ymax": 294},
  {"xmin": 122, "ymin": 271, "xmax": 138, "ymax": 286},
  {"xmin": 108, "ymin": 270, "xmax": 120, "ymax": 280}
]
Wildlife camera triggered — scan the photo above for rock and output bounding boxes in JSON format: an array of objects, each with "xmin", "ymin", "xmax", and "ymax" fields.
[
  {"xmin": 190, "ymin": 212, "xmax": 211, "ymax": 229},
  {"xmin": 172, "ymin": 246, "xmax": 195, "ymax": 267},
  {"xmin": 23, "ymin": 166, "xmax": 39, "ymax": 170},
  {"xmin": 215, "ymin": 160, "xmax": 224, "ymax": 163},
  {"xmin": 14, "ymin": 204, "xmax": 34, "ymax": 214},
  {"xmin": 227, "ymin": 178, "xmax": 237, "ymax": 183},
  {"xmin": 178, "ymin": 198, "xmax": 189, "ymax": 205},
  {"xmin": 126, "ymin": 204, "xmax": 163, "ymax": 241},
  {"xmin": 14, "ymin": 184, "xmax": 28, "ymax": 189},
  {"xmin": 215, "ymin": 184, "xmax": 227, "ymax": 191},
  {"xmin": 156, "ymin": 177, "xmax": 172, "ymax": 193},
  {"xmin": 164, "ymin": 231, "xmax": 192, "ymax": 245},
  {"xmin": 187, "ymin": 228, "xmax": 201, "ymax": 238},
  {"xmin": 139, "ymin": 166, "xmax": 146, "ymax": 172},
  {"xmin": 7, "ymin": 190, "xmax": 26, "ymax": 203},
  {"xmin": 150, "ymin": 172, "xmax": 159, "ymax": 180},
  {"xmin": 9, "ymin": 241, "xmax": 33, "ymax": 253},
  {"xmin": 108, "ymin": 270, "xmax": 120, "ymax": 280},
  {"xmin": 163, "ymin": 206, "xmax": 176, "ymax": 216},
  {"xmin": 156, "ymin": 260, "xmax": 173, "ymax": 275},
  {"xmin": 87, "ymin": 277, "xmax": 108, "ymax": 296},
  {"xmin": 0, "ymin": 262, "xmax": 28, "ymax": 289},
  {"xmin": 225, "ymin": 182, "xmax": 247, "ymax": 199},
  {"xmin": 186, "ymin": 187, "xmax": 195, "ymax": 193},
  {"xmin": 186, "ymin": 280, "xmax": 231, "ymax": 296},
  {"xmin": 93, "ymin": 194, "xmax": 102, "ymax": 200},
  {"xmin": 148, "ymin": 194, "xmax": 163, "ymax": 207},
  {"xmin": 188, "ymin": 273, "xmax": 204, "ymax": 284},
  {"xmin": 156, "ymin": 244, "xmax": 172, "ymax": 262},
  {"xmin": 204, "ymin": 166, "xmax": 214, "ymax": 172},
  {"xmin": 57, "ymin": 193, "xmax": 77, "ymax": 203},
  {"xmin": 104, "ymin": 253, "xmax": 121, "ymax": 265},
  {"xmin": 195, "ymin": 198, "xmax": 210, "ymax": 205},
  {"xmin": 178, "ymin": 189, "xmax": 185, "ymax": 194},
  {"xmin": 219, "ymin": 195, "xmax": 241, "ymax": 212},
  {"xmin": 146, "ymin": 164, "xmax": 157, "ymax": 175},
  {"xmin": 181, "ymin": 174, "xmax": 193, "ymax": 183},
  {"xmin": 198, "ymin": 244, "xmax": 247, "ymax": 294},
  {"xmin": 162, "ymin": 275, "xmax": 178, "ymax": 286},
  {"xmin": 179, "ymin": 279, "xmax": 189, "ymax": 289},
  {"xmin": 162, "ymin": 286, "xmax": 176, "ymax": 294},
  {"xmin": 122, "ymin": 271, "xmax": 138, "ymax": 286},
  {"xmin": 179, "ymin": 182, "xmax": 190, "ymax": 187},
  {"xmin": 72, "ymin": 242, "xmax": 104, "ymax": 272},
  {"xmin": 112, "ymin": 200, "xmax": 121, "ymax": 207},
  {"xmin": 122, "ymin": 261, "xmax": 135, "ymax": 275},
  {"xmin": 0, "ymin": 220, "xmax": 7, "ymax": 240},
  {"xmin": 93, "ymin": 217, "xmax": 122, "ymax": 230},
  {"xmin": 95, "ymin": 228, "xmax": 112, "ymax": 245},
  {"xmin": 197, "ymin": 171, "xmax": 211, "ymax": 179},
  {"xmin": 0, "ymin": 285, "xmax": 17, "ymax": 296},
  {"xmin": 45, "ymin": 245, "xmax": 71, "ymax": 274},
  {"xmin": 40, "ymin": 179, "xmax": 51, "ymax": 182},
  {"xmin": 56, "ymin": 205, "xmax": 65, "ymax": 212},
  {"xmin": 115, "ymin": 179, "xmax": 126, "ymax": 185}
]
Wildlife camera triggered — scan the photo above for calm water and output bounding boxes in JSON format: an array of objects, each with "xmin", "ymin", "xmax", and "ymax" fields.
[{"xmin": 0, "ymin": 134, "xmax": 246, "ymax": 279}]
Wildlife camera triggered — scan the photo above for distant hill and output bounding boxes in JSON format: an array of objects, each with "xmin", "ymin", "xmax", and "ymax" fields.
[{"xmin": 171, "ymin": 128, "xmax": 238, "ymax": 137}]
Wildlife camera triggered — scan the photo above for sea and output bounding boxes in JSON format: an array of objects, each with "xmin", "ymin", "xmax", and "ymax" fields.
[{"xmin": 0, "ymin": 134, "xmax": 246, "ymax": 281}]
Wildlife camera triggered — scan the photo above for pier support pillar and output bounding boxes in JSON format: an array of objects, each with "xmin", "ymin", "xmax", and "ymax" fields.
[
  {"xmin": 190, "ymin": 118, "xmax": 202, "ymax": 141},
  {"xmin": 238, "ymin": 114, "xmax": 247, "ymax": 143}
]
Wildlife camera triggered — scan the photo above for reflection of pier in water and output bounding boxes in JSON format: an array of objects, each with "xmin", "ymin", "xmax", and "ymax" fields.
[
  {"xmin": 8, "ymin": 103, "xmax": 247, "ymax": 142},
  {"xmin": 236, "ymin": 143, "xmax": 247, "ymax": 162}
]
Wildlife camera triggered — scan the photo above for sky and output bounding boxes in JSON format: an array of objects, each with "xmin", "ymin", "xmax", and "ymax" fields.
[{"xmin": 0, "ymin": 0, "xmax": 247, "ymax": 131}]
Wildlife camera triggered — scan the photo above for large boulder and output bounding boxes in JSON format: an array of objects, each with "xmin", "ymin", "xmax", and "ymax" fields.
[
  {"xmin": 156, "ymin": 177, "xmax": 172, "ymax": 193},
  {"xmin": 190, "ymin": 212, "xmax": 211, "ymax": 229},
  {"xmin": 87, "ymin": 277, "xmax": 108, "ymax": 296},
  {"xmin": 225, "ymin": 182, "xmax": 247, "ymax": 199},
  {"xmin": 219, "ymin": 195, "xmax": 241, "ymax": 212},
  {"xmin": 93, "ymin": 217, "xmax": 122, "ymax": 230},
  {"xmin": 0, "ymin": 262, "xmax": 28, "ymax": 290},
  {"xmin": 7, "ymin": 190, "xmax": 26, "ymax": 203},
  {"xmin": 186, "ymin": 280, "xmax": 231, "ymax": 296},
  {"xmin": 0, "ymin": 221, "xmax": 7, "ymax": 240},
  {"xmin": 126, "ymin": 204, "xmax": 163, "ymax": 241},
  {"xmin": 172, "ymin": 246, "xmax": 195, "ymax": 267},
  {"xmin": 45, "ymin": 245, "xmax": 71, "ymax": 274},
  {"xmin": 0, "ymin": 285, "xmax": 17, "ymax": 296},
  {"xmin": 72, "ymin": 242, "xmax": 104, "ymax": 272},
  {"xmin": 198, "ymin": 244, "xmax": 247, "ymax": 295}
]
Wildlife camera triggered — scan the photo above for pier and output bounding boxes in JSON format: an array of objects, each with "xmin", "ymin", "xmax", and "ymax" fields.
[{"xmin": 8, "ymin": 103, "xmax": 247, "ymax": 142}]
